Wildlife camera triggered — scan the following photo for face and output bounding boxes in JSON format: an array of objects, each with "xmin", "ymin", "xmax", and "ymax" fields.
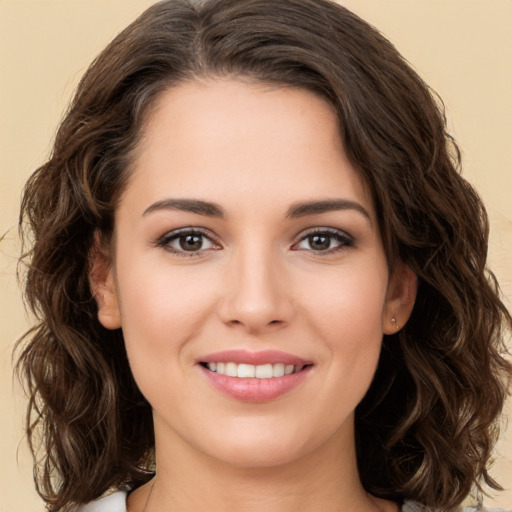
[{"xmin": 93, "ymin": 79, "xmax": 416, "ymax": 470}]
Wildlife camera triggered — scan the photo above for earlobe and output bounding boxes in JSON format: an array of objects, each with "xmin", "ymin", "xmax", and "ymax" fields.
[
  {"xmin": 93, "ymin": 270, "xmax": 122, "ymax": 330},
  {"xmin": 383, "ymin": 263, "xmax": 417, "ymax": 335},
  {"xmin": 88, "ymin": 233, "xmax": 122, "ymax": 330}
]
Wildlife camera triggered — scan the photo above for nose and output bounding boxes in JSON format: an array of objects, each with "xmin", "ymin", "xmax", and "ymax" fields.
[{"xmin": 217, "ymin": 246, "xmax": 295, "ymax": 334}]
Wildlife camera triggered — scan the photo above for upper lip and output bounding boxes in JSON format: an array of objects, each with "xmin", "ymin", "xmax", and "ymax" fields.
[{"xmin": 198, "ymin": 349, "xmax": 312, "ymax": 366}]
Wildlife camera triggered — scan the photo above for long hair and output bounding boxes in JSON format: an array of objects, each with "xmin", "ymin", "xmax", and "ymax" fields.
[{"xmin": 16, "ymin": 0, "xmax": 511, "ymax": 510}]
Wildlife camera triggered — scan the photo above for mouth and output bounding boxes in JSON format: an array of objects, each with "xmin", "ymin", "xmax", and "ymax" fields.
[
  {"xmin": 200, "ymin": 361, "xmax": 309, "ymax": 378},
  {"xmin": 198, "ymin": 350, "xmax": 314, "ymax": 402}
]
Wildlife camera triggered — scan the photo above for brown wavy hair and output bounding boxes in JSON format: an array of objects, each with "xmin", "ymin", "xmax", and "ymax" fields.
[{"xmin": 16, "ymin": 0, "xmax": 511, "ymax": 510}]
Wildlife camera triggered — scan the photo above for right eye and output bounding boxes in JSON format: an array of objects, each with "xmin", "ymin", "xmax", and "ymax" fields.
[
  {"xmin": 157, "ymin": 228, "xmax": 220, "ymax": 256},
  {"xmin": 291, "ymin": 227, "xmax": 354, "ymax": 255}
]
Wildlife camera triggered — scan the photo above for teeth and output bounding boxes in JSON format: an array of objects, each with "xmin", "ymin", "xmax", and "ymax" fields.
[
  {"xmin": 206, "ymin": 362, "xmax": 305, "ymax": 378},
  {"xmin": 237, "ymin": 363, "xmax": 255, "ymax": 378},
  {"xmin": 273, "ymin": 363, "xmax": 285, "ymax": 377},
  {"xmin": 255, "ymin": 363, "xmax": 273, "ymax": 378},
  {"xmin": 225, "ymin": 362, "xmax": 237, "ymax": 377}
]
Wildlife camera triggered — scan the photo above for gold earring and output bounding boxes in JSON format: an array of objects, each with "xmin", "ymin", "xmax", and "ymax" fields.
[{"xmin": 391, "ymin": 317, "xmax": 400, "ymax": 330}]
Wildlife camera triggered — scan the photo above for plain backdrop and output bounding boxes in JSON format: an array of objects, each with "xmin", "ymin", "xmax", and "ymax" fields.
[{"xmin": 1, "ymin": 1, "xmax": 511, "ymax": 511}]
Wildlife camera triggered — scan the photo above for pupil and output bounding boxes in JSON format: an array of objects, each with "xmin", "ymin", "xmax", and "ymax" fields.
[
  {"xmin": 180, "ymin": 234, "xmax": 202, "ymax": 251},
  {"xmin": 310, "ymin": 234, "xmax": 330, "ymax": 250}
]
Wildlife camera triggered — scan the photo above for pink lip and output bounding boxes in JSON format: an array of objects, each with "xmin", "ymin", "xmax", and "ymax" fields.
[
  {"xmin": 197, "ymin": 350, "xmax": 313, "ymax": 403},
  {"xmin": 198, "ymin": 349, "xmax": 311, "ymax": 366},
  {"xmin": 199, "ymin": 365, "xmax": 312, "ymax": 403}
]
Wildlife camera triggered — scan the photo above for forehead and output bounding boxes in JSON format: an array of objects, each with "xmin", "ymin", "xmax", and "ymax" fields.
[
  {"xmin": 123, "ymin": 78, "xmax": 373, "ymax": 217},
  {"xmin": 139, "ymin": 78, "xmax": 341, "ymax": 158}
]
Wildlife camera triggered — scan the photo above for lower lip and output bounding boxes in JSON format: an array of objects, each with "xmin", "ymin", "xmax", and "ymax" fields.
[{"xmin": 199, "ymin": 365, "xmax": 312, "ymax": 403}]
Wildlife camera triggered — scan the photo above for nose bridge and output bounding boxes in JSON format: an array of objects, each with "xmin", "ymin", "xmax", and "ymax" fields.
[{"xmin": 218, "ymin": 236, "xmax": 292, "ymax": 332}]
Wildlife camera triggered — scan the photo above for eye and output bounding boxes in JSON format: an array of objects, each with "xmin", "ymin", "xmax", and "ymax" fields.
[
  {"xmin": 293, "ymin": 228, "xmax": 353, "ymax": 253},
  {"xmin": 156, "ymin": 228, "xmax": 220, "ymax": 255}
]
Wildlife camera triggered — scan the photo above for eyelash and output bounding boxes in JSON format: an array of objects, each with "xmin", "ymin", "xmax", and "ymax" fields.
[
  {"xmin": 292, "ymin": 228, "xmax": 354, "ymax": 254},
  {"xmin": 156, "ymin": 227, "xmax": 221, "ymax": 257},
  {"xmin": 155, "ymin": 227, "xmax": 354, "ymax": 257}
]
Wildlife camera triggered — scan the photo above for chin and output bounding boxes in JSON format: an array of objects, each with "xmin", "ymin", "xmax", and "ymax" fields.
[
  {"xmin": 209, "ymin": 442, "xmax": 306, "ymax": 469},
  {"xmin": 196, "ymin": 420, "xmax": 334, "ymax": 470}
]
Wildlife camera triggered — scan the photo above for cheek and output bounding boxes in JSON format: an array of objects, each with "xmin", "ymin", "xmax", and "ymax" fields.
[
  {"xmin": 117, "ymin": 258, "xmax": 215, "ymax": 329},
  {"xmin": 302, "ymin": 260, "xmax": 388, "ymax": 335},
  {"xmin": 302, "ymin": 260, "xmax": 388, "ymax": 382},
  {"xmin": 114, "ymin": 260, "xmax": 219, "ymax": 378}
]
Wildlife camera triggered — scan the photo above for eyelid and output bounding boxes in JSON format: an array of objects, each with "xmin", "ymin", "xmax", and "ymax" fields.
[
  {"xmin": 291, "ymin": 227, "xmax": 355, "ymax": 253},
  {"xmin": 156, "ymin": 227, "xmax": 221, "ymax": 255},
  {"xmin": 154, "ymin": 226, "xmax": 353, "ymax": 256}
]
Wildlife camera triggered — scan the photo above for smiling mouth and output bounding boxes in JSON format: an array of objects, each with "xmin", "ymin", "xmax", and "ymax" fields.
[{"xmin": 201, "ymin": 362, "xmax": 310, "ymax": 379}]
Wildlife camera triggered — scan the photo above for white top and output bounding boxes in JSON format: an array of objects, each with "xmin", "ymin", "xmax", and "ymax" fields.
[
  {"xmin": 73, "ymin": 490, "xmax": 128, "ymax": 512},
  {"xmin": 73, "ymin": 490, "xmax": 510, "ymax": 512}
]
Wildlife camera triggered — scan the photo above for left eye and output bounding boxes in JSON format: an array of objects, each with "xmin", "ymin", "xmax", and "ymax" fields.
[
  {"xmin": 294, "ymin": 230, "xmax": 352, "ymax": 252},
  {"xmin": 158, "ymin": 230, "xmax": 218, "ymax": 254}
]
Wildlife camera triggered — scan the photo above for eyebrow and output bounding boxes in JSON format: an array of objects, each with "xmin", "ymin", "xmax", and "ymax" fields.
[
  {"xmin": 286, "ymin": 199, "xmax": 371, "ymax": 221},
  {"xmin": 142, "ymin": 198, "xmax": 225, "ymax": 218},
  {"xmin": 142, "ymin": 197, "xmax": 370, "ymax": 222}
]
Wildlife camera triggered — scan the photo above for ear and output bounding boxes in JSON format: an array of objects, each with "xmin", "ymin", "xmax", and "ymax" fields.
[
  {"xmin": 88, "ymin": 232, "xmax": 122, "ymax": 330},
  {"xmin": 382, "ymin": 263, "xmax": 417, "ymax": 334}
]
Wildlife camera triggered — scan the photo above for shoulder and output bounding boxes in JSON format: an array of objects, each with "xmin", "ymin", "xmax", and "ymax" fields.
[{"xmin": 71, "ymin": 490, "xmax": 128, "ymax": 512}]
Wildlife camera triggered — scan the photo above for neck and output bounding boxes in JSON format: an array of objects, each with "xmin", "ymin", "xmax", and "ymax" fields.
[{"xmin": 129, "ymin": 417, "xmax": 397, "ymax": 512}]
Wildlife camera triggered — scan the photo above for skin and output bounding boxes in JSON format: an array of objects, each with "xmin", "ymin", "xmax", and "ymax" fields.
[{"xmin": 91, "ymin": 79, "xmax": 417, "ymax": 512}]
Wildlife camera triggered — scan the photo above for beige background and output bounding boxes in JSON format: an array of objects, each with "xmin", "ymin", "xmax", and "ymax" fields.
[{"xmin": 1, "ymin": 1, "xmax": 510, "ymax": 511}]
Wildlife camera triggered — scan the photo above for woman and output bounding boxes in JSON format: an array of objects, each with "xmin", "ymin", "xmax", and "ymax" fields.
[{"xmin": 16, "ymin": 0, "xmax": 511, "ymax": 511}]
